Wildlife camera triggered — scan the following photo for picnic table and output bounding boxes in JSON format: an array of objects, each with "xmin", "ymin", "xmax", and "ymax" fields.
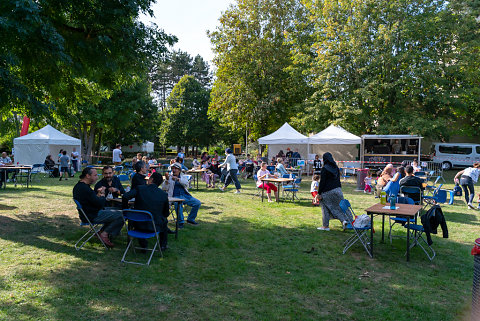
[
  {"xmin": 365, "ymin": 202, "xmax": 423, "ymax": 261},
  {"xmin": 0, "ymin": 165, "xmax": 32, "ymax": 189},
  {"xmin": 187, "ymin": 168, "xmax": 208, "ymax": 190},
  {"xmin": 260, "ymin": 177, "xmax": 294, "ymax": 203}
]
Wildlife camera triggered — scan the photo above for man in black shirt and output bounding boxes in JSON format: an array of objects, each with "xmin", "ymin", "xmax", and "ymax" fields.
[
  {"xmin": 73, "ymin": 167, "xmax": 124, "ymax": 247},
  {"xmin": 131, "ymin": 160, "xmax": 147, "ymax": 190},
  {"xmin": 122, "ymin": 172, "xmax": 170, "ymax": 250},
  {"xmin": 399, "ymin": 165, "xmax": 425, "ymax": 203},
  {"xmin": 94, "ymin": 166, "xmax": 125, "ymax": 198}
]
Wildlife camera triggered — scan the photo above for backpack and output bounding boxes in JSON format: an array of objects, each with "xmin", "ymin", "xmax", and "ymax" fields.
[
  {"xmin": 353, "ymin": 214, "xmax": 371, "ymax": 228},
  {"xmin": 453, "ymin": 183, "xmax": 462, "ymax": 197}
]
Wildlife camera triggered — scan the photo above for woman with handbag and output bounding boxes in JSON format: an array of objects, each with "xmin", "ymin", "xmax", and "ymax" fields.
[{"xmin": 454, "ymin": 162, "xmax": 480, "ymax": 209}]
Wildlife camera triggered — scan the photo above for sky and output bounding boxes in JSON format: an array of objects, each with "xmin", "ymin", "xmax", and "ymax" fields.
[{"xmin": 140, "ymin": 0, "xmax": 235, "ymax": 64}]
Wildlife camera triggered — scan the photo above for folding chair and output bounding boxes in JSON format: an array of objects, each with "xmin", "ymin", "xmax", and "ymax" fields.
[
  {"xmin": 339, "ymin": 199, "xmax": 372, "ymax": 258},
  {"xmin": 388, "ymin": 196, "xmax": 416, "ymax": 244},
  {"xmin": 404, "ymin": 223, "xmax": 436, "ymax": 260},
  {"xmin": 283, "ymin": 177, "xmax": 302, "ymax": 202},
  {"xmin": 423, "ymin": 184, "xmax": 447, "ymax": 209},
  {"xmin": 251, "ymin": 174, "xmax": 263, "ymax": 199},
  {"xmin": 400, "ymin": 186, "xmax": 423, "ymax": 205},
  {"xmin": 121, "ymin": 209, "xmax": 163, "ymax": 265},
  {"xmin": 118, "ymin": 174, "xmax": 130, "ymax": 187},
  {"xmin": 425, "ymin": 176, "xmax": 441, "ymax": 195},
  {"xmin": 114, "ymin": 165, "xmax": 123, "ymax": 174},
  {"xmin": 73, "ymin": 199, "xmax": 109, "ymax": 250},
  {"xmin": 30, "ymin": 164, "xmax": 44, "ymax": 182}
]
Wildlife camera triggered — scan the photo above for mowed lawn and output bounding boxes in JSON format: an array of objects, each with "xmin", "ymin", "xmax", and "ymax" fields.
[{"xmin": 0, "ymin": 171, "xmax": 476, "ymax": 320}]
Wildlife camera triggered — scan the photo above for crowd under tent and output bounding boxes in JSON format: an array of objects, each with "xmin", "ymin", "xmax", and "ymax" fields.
[
  {"xmin": 258, "ymin": 123, "xmax": 309, "ymax": 161},
  {"xmin": 13, "ymin": 125, "xmax": 82, "ymax": 165}
]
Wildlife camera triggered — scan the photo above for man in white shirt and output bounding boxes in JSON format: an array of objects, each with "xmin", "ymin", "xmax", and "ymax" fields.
[
  {"xmin": 112, "ymin": 144, "xmax": 123, "ymax": 165},
  {"xmin": 71, "ymin": 147, "xmax": 80, "ymax": 173}
]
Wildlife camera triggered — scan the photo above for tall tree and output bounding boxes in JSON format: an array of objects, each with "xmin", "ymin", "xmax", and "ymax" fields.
[
  {"xmin": 289, "ymin": 0, "xmax": 480, "ymax": 139},
  {"xmin": 158, "ymin": 75, "xmax": 212, "ymax": 151},
  {"xmin": 208, "ymin": 0, "xmax": 311, "ymax": 140}
]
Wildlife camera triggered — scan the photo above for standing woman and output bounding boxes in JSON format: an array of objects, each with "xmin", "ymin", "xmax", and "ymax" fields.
[
  {"xmin": 454, "ymin": 162, "xmax": 480, "ymax": 209},
  {"xmin": 219, "ymin": 148, "xmax": 241, "ymax": 193},
  {"xmin": 317, "ymin": 152, "xmax": 352, "ymax": 231}
]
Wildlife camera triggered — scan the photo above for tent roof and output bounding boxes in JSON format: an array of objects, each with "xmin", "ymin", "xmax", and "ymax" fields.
[
  {"xmin": 13, "ymin": 125, "xmax": 81, "ymax": 145},
  {"xmin": 258, "ymin": 123, "xmax": 308, "ymax": 144},
  {"xmin": 309, "ymin": 125, "xmax": 361, "ymax": 144},
  {"xmin": 362, "ymin": 134, "xmax": 422, "ymax": 139}
]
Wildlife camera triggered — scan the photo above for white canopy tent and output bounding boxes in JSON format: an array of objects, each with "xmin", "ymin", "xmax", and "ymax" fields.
[
  {"xmin": 123, "ymin": 141, "xmax": 155, "ymax": 153},
  {"xmin": 308, "ymin": 125, "xmax": 361, "ymax": 162},
  {"xmin": 258, "ymin": 123, "xmax": 309, "ymax": 160},
  {"xmin": 13, "ymin": 125, "xmax": 81, "ymax": 165}
]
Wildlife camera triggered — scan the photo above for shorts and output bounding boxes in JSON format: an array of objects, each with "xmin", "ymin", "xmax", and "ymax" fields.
[{"xmin": 60, "ymin": 167, "xmax": 68, "ymax": 173}]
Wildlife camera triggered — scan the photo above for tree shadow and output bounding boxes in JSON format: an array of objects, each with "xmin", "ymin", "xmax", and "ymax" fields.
[{"xmin": 0, "ymin": 204, "xmax": 18, "ymax": 210}]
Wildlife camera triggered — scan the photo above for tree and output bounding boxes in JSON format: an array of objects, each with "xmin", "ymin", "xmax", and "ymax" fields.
[
  {"xmin": 151, "ymin": 50, "xmax": 212, "ymax": 110},
  {"xmin": 288, "ymin": 0, "xmax": 480, "ymax": 139},
  {"xmin": 208, "ymin": 0, "xmax": 311, "ymax": 140},
  {"xmin": 159, "ymin": 75, "xmax": 212, "ymax": 152}
]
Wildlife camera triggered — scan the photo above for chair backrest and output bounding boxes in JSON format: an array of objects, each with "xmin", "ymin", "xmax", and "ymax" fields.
[
  {"xmin": 73, "ymin": 199, "xmax": 93, "ymax": 224},
  {"xmin": 339, "ymin": 199, "xmax": 355, "ymax": 223},
  {"xmin": 433, "ymin": 176, "xmax": 441, "ymax": 185},
  {"xmin": 123, "ymin": 209, "xmax": 154, "ymax": 222},
  {"xmin": 114, "ymin": 166, "xmax": 123, "ymax": 172},
  {"xmin": 266, "ymin": 166, "xmax": 275, "ymax": 173},
  {"xmin": 397, "ymin": 196, "xmax": 415, "ymax": 205},
  {"xmin": 118, "ymin": 174, "xmax": 129, "ymax": 182},
  {"xmin": 435, "ymin": 189, "xmax": 448, "ymax": 203},
  {"xmin": 432, "ymin": 184, "xmax": 443, "ymax": 196},
  {"xmin": 415, "ymin": 171, "xmax": 426, "ymax": 177},
  {"xmin": 294, "ymin": 178, "xmax": 302, "ymax": 184},
  {"xmin": 253, "ymin": 174, "xmax": 258, "ymax": 181},
  {"xmin": 400, "ymin": 186, "xmax": 422, "ymax": 204}
]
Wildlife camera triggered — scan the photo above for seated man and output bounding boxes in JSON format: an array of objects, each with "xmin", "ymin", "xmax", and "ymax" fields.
[
  {"xmin": 122, "ymin": 172, "xmax": 170, "ymax": 250},
  {"xmin": 94, "ymin": 166, "xmax": 125, "ymax": 199},
  {"xmin": 73, "ymin": 167, "xmax": 124, "ymax": 247},
  {"xmin": 163, "ymin": 163, "xmax": 201, "ymax": 228},
  {"xmin": 0, "ymin": 152, "xmax": 14, "ymax": 183},
  {"xmin": 399, "ymin": 165, "xmax": 425, "ymax": 203},
  {"xmin": 131, "ymin": 161, "xmax": 147, "ymax": 190}
]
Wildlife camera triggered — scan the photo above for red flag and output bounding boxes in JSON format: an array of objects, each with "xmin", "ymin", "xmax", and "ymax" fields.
[{"xmin": 20, "ymin": 116, "xmax": 30, "ymax": 136}]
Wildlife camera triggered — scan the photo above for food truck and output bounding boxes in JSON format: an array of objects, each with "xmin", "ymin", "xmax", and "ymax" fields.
[{"xmin": 360, "ymin": 135, "xmax": 422, "ymax": 169}]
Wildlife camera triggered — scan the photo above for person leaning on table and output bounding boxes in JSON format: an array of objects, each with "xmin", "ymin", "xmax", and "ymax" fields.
[
  {"xmin": 72, "ymin": 167, "xmax": 124, "ymax": 248},
  {"xmin": 454, "ymin": 162, "xmax": 480, "ymax": 210},
  {"xmin": 316, "ymin": 152, "xmax": 352, "ymax": 231}
]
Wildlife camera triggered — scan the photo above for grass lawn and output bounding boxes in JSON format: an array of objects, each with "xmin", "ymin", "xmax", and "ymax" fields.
[{"xmin": 0, "ymin": 170, "xmax": 476, "ymax": 320}]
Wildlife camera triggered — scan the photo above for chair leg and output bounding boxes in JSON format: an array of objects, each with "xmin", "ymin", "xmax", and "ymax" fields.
[{"xmin": 405, "ymin": 230, "xmax": 435, "ymax": 261}]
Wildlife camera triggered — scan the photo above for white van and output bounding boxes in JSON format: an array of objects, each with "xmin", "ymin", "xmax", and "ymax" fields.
[{"xmin": 432, "ymin": 143, "xmax": 480, "ymax": 170}]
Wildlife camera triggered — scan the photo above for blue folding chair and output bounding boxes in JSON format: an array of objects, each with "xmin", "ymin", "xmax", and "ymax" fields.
[
  {"xmin": 423, "ymin": 184, "xmax": 446, "ymax": 209},
  {"xmin": 252, "ymin": 174, "xmax": 263, "ymax": 198},
  {"xmin": 404, "ymin": 223, "xmax": 436, "ymax": 261},
  {"xmin": 73, "ymin": 199, "xmax": 109, "ymax": 250},
  {"xmin": 425, "ymin": 176, "xmax": 441, "ymax": 195},
  {"xmin": 121, "ymin": 209, "xmax": 163, "ymax": 265},
  {"xmin": 400, "ymin": 186, "xmax": 423, "ymax": 205},
  {"xmin": 283, "ymin": 177, "xmax": 302, "ymax": 202},
  {"xmin": 388, "ymin": 196, "xmax": 416, "ymax": 244},
  {"xmin": 339, "ymin": 199, "xmax": 372, "ymax": 257},
  {"xmin": 118, "ymin": 174, "xmax": 130, "ymax": 185}
]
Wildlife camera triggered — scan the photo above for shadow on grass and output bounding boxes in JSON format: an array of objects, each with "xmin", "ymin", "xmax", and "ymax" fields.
[{"xmin": 0, "ymin": 204, "xmax": 18, "ymax": 210}]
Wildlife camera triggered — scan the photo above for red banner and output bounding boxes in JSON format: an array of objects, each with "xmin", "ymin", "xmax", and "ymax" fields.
[{"xmin": 20, "ymin": 116, "xmax": 30, "ymax": 136}]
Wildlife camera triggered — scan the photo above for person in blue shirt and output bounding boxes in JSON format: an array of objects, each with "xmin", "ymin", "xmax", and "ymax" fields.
[{"xmin": 219, "ymin": 148, "xmax": 241, "ymax": 193}]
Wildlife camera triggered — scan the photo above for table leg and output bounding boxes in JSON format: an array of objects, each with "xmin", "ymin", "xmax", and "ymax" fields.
[
  {"xmin": 406, "ymin": 218, "xmax": 410, "ymax": 262},
  {"xmin": 370, "ymin": 212, "xmax": 374, "ymax": 258},
  {"xmin": 381, "ymin": 215, "xmax": 385, "ymax": 243},
  {"xmin": 175, "ymin": 202, "xmax": 179, "ymax": 240},
  {"xmin": 262, "ymin": 185, "xmax": 264, "ymax": 203}
]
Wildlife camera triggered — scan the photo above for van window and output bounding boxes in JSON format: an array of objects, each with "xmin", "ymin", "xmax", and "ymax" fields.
[
  {"xmin": 477, "ymin": 146, "xmax": 480, "ymax": 154},
  {"xmin": 438, "ymin": 145, "xmax": 472, "ymax": 155}
]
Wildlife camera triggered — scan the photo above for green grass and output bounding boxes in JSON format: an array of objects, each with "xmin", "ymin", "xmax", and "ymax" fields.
[{"xmin": 0, "ymin": 171, "xmax": 476, "ymax": 320}]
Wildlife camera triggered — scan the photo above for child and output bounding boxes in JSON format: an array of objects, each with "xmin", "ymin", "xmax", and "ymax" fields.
[
  {"xmin": 364, "ymin": 171, "xmax": 373, "ymax": 194},
  {"xmin": 311, "ymin": 175, "xmax": 320, "ymax": 205}
]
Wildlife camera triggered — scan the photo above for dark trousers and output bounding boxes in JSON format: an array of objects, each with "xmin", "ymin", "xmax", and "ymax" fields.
[
  {"xmin": 225, "ymin": 169, "xmax": 241, "ymax": 189},
  {"xmin": 461, "ymin": 175, "xmax": 475, "ymax": 204},
  {"xmin": 93, "ymin": 209, "xmax": 124, "ymax": 236}
]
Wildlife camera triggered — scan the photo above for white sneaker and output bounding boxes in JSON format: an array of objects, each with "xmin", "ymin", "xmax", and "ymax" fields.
[
  {"xmin": 234, "ymin": 190, "xmax": 241, "ymax": 194},
  {"xmin": 317, "ymin": 227, "xmax": 330, "ymax": 231},
  {"xmin": 363, "ymin": 190, "xmax": 367, "ymax": 194},
  {"xmin": 268, "ymin": 199, "xmax": 274, "ymax": 203},
  {"xmin": 468, "ymin": 203, "xmax": 476, "ymax": 209},
  {"xmin": 219, "ymin": 186, "xmax": 225, "ymax": 192}
]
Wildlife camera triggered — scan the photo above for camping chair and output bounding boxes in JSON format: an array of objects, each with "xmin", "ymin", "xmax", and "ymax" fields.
[
  {"xmin": 121, "ymin": 209, "xmax": 163, "ymax": 265},
  {"xmin": 400, "ymin": 186, "xmax": 423, "ymax": 205},
  {"xmin": 251, "ymin": 174, "xmax": 263, "ymax": 199},
  {"xmin": 73, "ymin": 199, "xmax": 109, "ymax": 250},
  {"xmin": 342, "ymin": 166, "xmax": 355, "ymax": 182},
  {"xmin": 423, "ymin": 184, "xmax": 447, "ymax": 209},
  {"xmin": 339, "ymin": 199, "xmax": 372, "ymax": 258},
  {"xmin": 30, "ymin": 164, "xmax": 44, "ymax": 182},
  {"xmin": 388, "ymin": 197, "xmax": 416, "ymax": 244},
  {"xmin": 114, "ymin": 165, "xmax": 123, "ymax": 174},
  {"xmin": 118, "ymin": 174, "xmax": 130, "ymax": 187},
  {"xmin": 425, "ymin": 176, "xmax": 442, "ymax": 195},
  {"xmin": 404, "ymin": 223, "xmax": 436, "ymax": 261},
  {"xmin": 283, "ymin": 177, "xmax": 302, "ymax": 202}
]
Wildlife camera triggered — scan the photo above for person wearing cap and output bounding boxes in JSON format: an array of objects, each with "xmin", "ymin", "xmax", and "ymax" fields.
[
  {"xmin": 219, "ymin": 148, "xmax": 241, "ymax": 193},
  {"xmin": 72, "ymin": 167, "xmax": 124, "ymax": 247},
  {"xmin": 163, "ymin": 163, "xmax": 201, "ymax": 227},
  {"xmin": 122, "ymin": 172, "xmax": 170, "ymax": 250}
]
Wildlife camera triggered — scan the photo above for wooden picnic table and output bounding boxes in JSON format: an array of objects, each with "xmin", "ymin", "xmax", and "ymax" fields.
[
  {"xmin": 260, "ymin": 177, "xmax": 294, "ymax": 203},
  {"xmin": 187, "ymin": 168, "xmax": 208, "ymax": 190}
]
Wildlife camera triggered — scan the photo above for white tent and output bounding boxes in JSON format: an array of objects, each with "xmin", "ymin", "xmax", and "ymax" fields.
[
  {"xmin": 308, "ymin": 125, "xmax": 361, "ymax": 162},
  {"xmin": 13, "ymin": 125, "xmax": 81, "ymax": 165},
  {"xmin": 258, "ymin": 123, "xmax": 309, "ymax": 160}
]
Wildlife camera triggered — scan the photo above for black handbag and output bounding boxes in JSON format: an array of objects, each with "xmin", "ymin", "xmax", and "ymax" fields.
[{"xmin": 453, "ymin": 183, "xmax": 462, "ymax": 196}]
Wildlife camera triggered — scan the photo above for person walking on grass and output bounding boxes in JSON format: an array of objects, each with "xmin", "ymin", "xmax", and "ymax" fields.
[
  {"xmin": 316, "ymin": 153, "xmax": 352, "ymax": 231},
  {"xmin": 219, "ymin": 148, "xmax": 241, "ymax": 194},
  {"xmin": 454, "ymin": 162, "xmax": 480, "ymax": 210},
  {"xmin": 59, "ymin": 150, "xmax": 70, "ymax": 181}
]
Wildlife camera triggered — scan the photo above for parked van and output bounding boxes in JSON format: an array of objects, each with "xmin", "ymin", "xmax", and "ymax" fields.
[{"xmin": 432, "ymin": 143, "xmax": 480, "ymax": 170}]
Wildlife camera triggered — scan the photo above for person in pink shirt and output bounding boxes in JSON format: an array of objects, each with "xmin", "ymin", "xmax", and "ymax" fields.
[{"xmin": 256, "ymin": 162, "xmax": 279, "ymax": 203}]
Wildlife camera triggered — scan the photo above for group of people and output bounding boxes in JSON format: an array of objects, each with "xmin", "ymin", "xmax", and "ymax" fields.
[{"xmin": 73, "ymin": 158, "xmax": 203, "ymax": 250}]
